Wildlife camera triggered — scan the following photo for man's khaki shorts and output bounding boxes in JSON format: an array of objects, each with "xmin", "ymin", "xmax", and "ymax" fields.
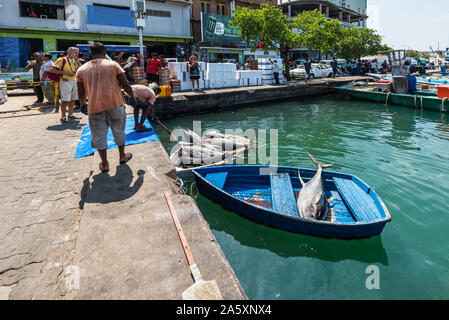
[
  {"xmin": 88, "ymin": 106, "xmax": 127, "ymax": 150},
  {"xmin": 60, "ymin": 79, "xmax": 78, "ymax": 102}
]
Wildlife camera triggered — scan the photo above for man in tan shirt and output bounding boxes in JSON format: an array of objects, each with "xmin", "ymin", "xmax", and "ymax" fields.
[{"xmin": 76, "ymin": 42, "xmax": 137, "ymax": 173}]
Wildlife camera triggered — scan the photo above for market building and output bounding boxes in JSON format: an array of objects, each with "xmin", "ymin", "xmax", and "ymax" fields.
[
  {"xmin": 0, "ymin": 0, "xmax": 192, "ymax": 70},
  {"xmin": 279, "ymin": 0, "xmax": 368, "ymax": 61},
  {"xmin": 191, "ymin": 0, "xmax": 280, "ymax": 64},
  {"xmin": 281, "ymin": 0, "xmax": 367, "ymax": 27}
]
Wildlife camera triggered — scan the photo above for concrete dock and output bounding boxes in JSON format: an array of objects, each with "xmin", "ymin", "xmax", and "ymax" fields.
[
  {"xmin": 0, "ymin": 104, "xmax": 246, "ymax": 299},
  {"xmin": 0, "ymin": 78, "xmax": 366, "ymax": 299},
  {"xmin": 155, "ymin": 76, "xmax": 369, "ymax": 118}
]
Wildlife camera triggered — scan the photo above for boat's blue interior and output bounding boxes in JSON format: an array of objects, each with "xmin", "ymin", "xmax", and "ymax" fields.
[{"xmin": 196, "ymin": 166, "xmax": 388, "ymax": 224}]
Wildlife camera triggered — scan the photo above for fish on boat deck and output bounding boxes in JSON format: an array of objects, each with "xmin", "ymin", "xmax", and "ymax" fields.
[{"xmin": 296, "ymin": 153, "xmax": 333, "ymax": 220}]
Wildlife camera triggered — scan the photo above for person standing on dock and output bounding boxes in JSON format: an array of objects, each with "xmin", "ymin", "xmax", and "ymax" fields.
[
  {"xmin": 76, "ymin": 42, "xmax": 135, "ymax": 173},
  {"xmin": 371, "ymin": 60, "xmax": 378, "ymax": 74},
  {"xmin": 269, "ymin": 57, "xmax": 280, "ymax": 84},
  {"xmin": 188, "ymin": 55, "xmax": 201, "ymax": 90},
  {"xmin": 159, "ymin": 55, "xmax": 168, "ymax": 68},
  {"xmin": 330, "ymin": 57, "xmax": 338, "ymax": 78},
  {"xmin": 146, "ymin": 53, "xmax": 162, "ymax": 85},
  {"xmin": 25, "ymin": 52, "xmax": 44, "ymax": 104},
  {"xmin": 51, "ymin": 47, "xmax": 82, "ymax": 123},
  {"xmin": 304, "ymin": 58, "xmax": 312, "ymax": 82},
  {"xmin": 39, "ymin": 53, "xmax": 56, "ymax": 107}
]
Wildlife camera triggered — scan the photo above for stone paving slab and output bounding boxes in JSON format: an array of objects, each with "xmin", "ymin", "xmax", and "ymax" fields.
[
  {"xmin": 0, "ymin": 102, "xmax": 246, "ymax": 300},
  {"xmin": 0, "ymin": 107, "xmax": 89, "ymax": 299},
  {"xmin": 67, "ymin": 142, "xmax": 245, "ymax": 299}
]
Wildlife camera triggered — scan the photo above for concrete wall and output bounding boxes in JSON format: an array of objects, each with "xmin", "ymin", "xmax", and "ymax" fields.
[
  {"xmin": 330, "ymin": 0, "xmax": 367, "ymax": 15},
  {"xmin": 154, "ymin": 77, "xmax": 367, "ymax": 119},
  {"xmin": 0, "ymin": 0, "xmax": 191, "ymax": 38},
  {"xmin": 0, "ymin": 0, "xmax": 68, "ymax": 31}
]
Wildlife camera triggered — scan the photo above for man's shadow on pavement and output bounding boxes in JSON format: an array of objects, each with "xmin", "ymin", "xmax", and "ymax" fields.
[
  {"xmin": 47, "ymin": 119, "xmax": 84, "ymax": 131},
  {"xmin": 79, "ymin": 165, "xmax": 145, "ymax": 209}
]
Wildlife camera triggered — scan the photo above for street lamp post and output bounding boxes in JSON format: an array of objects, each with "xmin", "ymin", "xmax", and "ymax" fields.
[{"xmin": 133, "ymin": 0, "xmax": 147, "ymax": 69}]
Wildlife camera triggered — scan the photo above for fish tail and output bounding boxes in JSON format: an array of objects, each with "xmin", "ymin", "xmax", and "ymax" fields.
[{"xmin": 306, "ymin": 152, "xmax": 333, "ymax": 169}]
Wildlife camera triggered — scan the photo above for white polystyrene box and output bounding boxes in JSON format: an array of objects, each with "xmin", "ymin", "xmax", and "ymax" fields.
[{"xmin": 180, "ymin": 81, "xmax": 192, "ymax": 91}]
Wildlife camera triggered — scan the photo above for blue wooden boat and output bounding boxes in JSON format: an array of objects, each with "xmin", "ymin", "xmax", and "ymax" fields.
[{"xmin": 193, "ymin": 165, "xmax": 391, "ymax": 239}]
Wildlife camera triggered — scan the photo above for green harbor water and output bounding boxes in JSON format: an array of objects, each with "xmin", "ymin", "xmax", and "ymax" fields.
[{"xmin": 157, "ymin": 95, "xmax": 449, "ymax": 299}]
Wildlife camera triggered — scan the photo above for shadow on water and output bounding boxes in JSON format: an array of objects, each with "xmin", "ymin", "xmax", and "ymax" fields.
[
  {"xmin": 196, "ymin": 195, "xmax": 389, "ymax": 266},
  {"xmin": 79, "ymin": 165, "xmax": 145, "ymax": 209}
]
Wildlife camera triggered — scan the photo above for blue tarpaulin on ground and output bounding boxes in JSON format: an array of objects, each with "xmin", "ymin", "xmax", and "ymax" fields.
[
  {"xmin": 86, "ymin": 5, "xmax": 135, "ymax": 28},
  {"xmin": 75, "ymin": 116, "xmax": 160, "ymax": 159}
]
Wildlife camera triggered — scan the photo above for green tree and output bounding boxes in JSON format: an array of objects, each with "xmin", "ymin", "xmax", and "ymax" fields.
[
  {"xmin": 337, "ymin": 27, "xmax": 387, "ymax": 59},
  {"xmin": 230, "ymin": 4, "xmax": 299, "ymax": 79},
  {"xmin": 292, "ymin": 10, "xmax": 342, "ymax": 59},
  {"xmin": 405, "ymin": 50, "xmax": 430, "ymax": 59}
]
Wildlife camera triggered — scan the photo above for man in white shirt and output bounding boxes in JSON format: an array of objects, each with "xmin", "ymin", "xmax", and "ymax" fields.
[
  {"xmin": 371, "ymin": 60, "xmax": 378, "ymax": 74},
  {"xmin": 269, "ymin": 57, "xmax": 280, "ymax": 85},
  {"xmin": 40, "ymin": 53, "xmax": 56, "ymax": 106}
]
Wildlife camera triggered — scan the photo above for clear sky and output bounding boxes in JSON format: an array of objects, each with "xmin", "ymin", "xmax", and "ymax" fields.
[{"xmin": 367, "ymin": 0, "xmax": 449, "ymax": 51}]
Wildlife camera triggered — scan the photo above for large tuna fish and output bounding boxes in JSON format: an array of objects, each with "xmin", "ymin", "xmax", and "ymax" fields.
[{"xmin": 297, "ymin": 153, "xmax": 333, "ymax": 220}]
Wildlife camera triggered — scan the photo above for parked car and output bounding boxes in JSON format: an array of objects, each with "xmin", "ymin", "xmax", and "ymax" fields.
[
  {"xmin": 290, "ymin": 63, "xmax": 334, "ymax": 80},
  {"xmin": 293, "ymin": 58, "xmax": 306, "ymax": 67}
]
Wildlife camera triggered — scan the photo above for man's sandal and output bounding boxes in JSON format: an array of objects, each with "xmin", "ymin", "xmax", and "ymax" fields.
[
  {"xmin": 120, "ymin": 153, "xmax": 133, "ymax": 165},
  {"xmin": 99, "ymin": 162, "xmax": 110, "ymax": 173}
]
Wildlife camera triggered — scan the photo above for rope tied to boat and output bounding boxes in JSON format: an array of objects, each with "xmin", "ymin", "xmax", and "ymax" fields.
[
  {"xmin": 414, "ymin": 95, "xmax": 417, "ymax": 109},
  {"xmin": 442, "ymin": 97, "xmax": 448, "ymax": 112},
  {"xmin": 385, "ymin": 92, "xmax": 391, "ymax": 107},
  {"xmin": 420, "ymin": 96, "xmax": 423, "ymax": 111}
]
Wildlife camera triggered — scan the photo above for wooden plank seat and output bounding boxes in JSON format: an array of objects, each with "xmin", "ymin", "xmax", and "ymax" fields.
[
  {"xmin": 333, "ymin": 177, "xmax": 382, "ymax": 222},
  {"xmin": 270, "ymin": 173, "xmax": 299, "ymax": 217}
]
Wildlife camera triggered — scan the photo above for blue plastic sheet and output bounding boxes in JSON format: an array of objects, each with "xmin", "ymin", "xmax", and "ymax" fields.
[
  {"xmin": 0, "ymin": 37, "xmax": 20, "ymax": 69},
  {"xmin": 75, "ymin": 116, "xmax": 160, "ymax": 159},
  {"xmin": 18, "ymin": 38, "xmax": 32, "ymax": 67},
  {"xmin": 86, "ymin": 5, "xmax": 135, "ymax": 28}
]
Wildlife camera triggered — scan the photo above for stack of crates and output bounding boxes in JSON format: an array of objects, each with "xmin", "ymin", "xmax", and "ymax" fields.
[{"xmin": 0, "ymin": 80, "xmax": 7, "ymax": 104}]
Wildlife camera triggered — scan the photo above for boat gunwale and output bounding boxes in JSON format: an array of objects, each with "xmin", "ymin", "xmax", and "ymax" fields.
[
  {"xmin": 336, "ymin": 84, "xmax": 445, "ymax": 103},
  {"xmin": 193, "ymin": 165, "xmax": 391, "ymax": 227}
]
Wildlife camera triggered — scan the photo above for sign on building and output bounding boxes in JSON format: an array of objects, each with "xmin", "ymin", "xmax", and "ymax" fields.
[{"xmin": 201, "ymin": 13, "xmax": 244, "ymax": 44}]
